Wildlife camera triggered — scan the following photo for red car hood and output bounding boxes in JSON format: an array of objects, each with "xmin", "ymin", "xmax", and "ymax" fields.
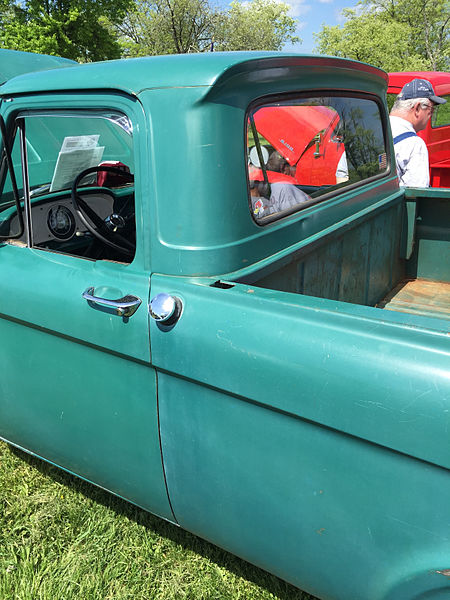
[{"xmin": 252, "ymin": 105, "xmax": 339, "ymax": 165}]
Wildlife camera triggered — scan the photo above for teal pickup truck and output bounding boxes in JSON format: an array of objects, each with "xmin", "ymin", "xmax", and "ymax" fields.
[{"xmin": 0, "ymin": 49, "xmax": 449, "ymax": 600}]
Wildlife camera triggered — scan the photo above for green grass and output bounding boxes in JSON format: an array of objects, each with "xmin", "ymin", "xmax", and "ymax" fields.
[{"xmin": 0, "ymin": 441, "xmax": 318, "ymax": 600}]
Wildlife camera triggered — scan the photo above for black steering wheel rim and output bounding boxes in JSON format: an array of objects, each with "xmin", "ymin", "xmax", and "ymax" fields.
[{"xmin": 71, "ymin": 165, "xmax": 135, "ymax": 256}]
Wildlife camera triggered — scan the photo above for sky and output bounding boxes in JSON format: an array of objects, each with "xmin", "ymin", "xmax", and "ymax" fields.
[{"xmin": 277, "ymin": 0, "xmax": 359, "ymax": 54}]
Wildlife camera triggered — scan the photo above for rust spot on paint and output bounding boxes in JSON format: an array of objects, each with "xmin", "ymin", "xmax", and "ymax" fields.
[
  {"xmin": 247, "ymin": 289, "xmax": 255, "ymax": 293},
  {"xmin": 316, "ymin": 528, "xmax": 326, "ymax": 535},
  {"xmin": 436, "ymin": 570, "xmax": 450, "ymax": 577}
]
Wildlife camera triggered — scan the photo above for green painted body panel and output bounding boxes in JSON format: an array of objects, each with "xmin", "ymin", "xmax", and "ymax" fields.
[
  {"xmin": 150, "ymin": 274, "xmax": 450, "ymax": 470},
  {"xmin": 158, "ymin": 374, "xmax": 450, "ymax": 600},
  {"xmin": 140, "ymin": 62, "xmax": 391, "ymax": 277},
  {"xmin": 0, "ymin": 243, "xmax": 174, "ymax": 521},
  {"xmin": 0, "ymin": 51, "xmax": 449, "ymax": 600},
  {"xmin": 0, "ymin": 52, "xmax": 384, "ymax": 97},
  {"xmin": 152, "ymin": 270, "xmax": 450, "ymax": 600},
  {"xmin": 0, "ymin": 87, "xmax": 174, "ymax": 521},
  {"xmin": 0, "ymin": 315, "xmax": 171, "ymax": 518},
  {"xmin": 0, "ymin": 49, "xmax": 76, "ymax": 85},
  {"xmin": 405, "ymin": 189, "xmax": 450, "ymax": 282}
]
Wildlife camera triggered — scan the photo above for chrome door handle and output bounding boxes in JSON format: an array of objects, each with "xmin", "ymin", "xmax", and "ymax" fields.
[{"xmin": 82, "ymin": 287, "xmax": 141, "ymax": 317}]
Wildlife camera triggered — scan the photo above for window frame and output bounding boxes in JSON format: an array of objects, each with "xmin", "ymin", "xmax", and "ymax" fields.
[
  {"xmin": 0, "ymin": 116, "xmax": 24, "ymax": 240},
  {"xmin": 8, "ymin": 108, "xmax": 136, "ymax": 262},
  {"xmin": 245, "ymin": 90, "xmax": 392, "ymax": 226}
]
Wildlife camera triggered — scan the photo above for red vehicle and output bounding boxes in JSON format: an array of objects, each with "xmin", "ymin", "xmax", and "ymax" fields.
[
  {"xmin": 388, "ymin": 72, "xmax": 450, "ymax": 187},
  {"xmin": 248, "ymin": 102, "xmax": 347, "ymax": 195}
]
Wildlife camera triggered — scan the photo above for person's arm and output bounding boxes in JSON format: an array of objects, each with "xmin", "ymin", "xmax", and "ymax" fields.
[{"xmin": 335, "ymin": 151, "xmax": 349, "ymax": 184}]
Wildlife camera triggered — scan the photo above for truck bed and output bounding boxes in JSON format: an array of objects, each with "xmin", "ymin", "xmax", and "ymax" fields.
[
  {"xmin": 378, "ymin": 279, "xmax": 450, "ymax": 321},
  {"xmin": 240, "ymin": 189, "xmax": 449, "ymax": 329}
]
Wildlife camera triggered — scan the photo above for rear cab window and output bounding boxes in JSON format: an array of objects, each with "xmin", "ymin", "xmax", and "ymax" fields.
[{"xmin": 247, "ymin": 94, "xmax": 388, "ymax": 222}]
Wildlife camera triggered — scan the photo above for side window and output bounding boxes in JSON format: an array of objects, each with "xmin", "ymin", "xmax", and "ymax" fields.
[
  {"xmin": 432, "ymin": 95, "xmax": 450, "ymax": 128},
  {"xmin": 247, "ymin": 96, "xmax": 387, "ymax": 222},
  {"xmin": 1, "ymin": 110, "xmax": 136, "ymax": 263}
]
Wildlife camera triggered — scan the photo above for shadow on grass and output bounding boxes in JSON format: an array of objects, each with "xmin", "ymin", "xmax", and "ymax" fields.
[{"xmin": 10, "ymin": 445, "xmax": 318, "ymax": 600}]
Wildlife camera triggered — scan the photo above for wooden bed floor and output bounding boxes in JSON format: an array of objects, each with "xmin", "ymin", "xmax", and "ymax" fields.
[{"xmin": 378, "ymin": 279, "xmax": 450, "ymax": 322}]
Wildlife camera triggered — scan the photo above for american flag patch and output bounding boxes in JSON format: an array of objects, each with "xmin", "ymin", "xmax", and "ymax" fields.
[{"xmin": 378, "ymin": 153, "xmax": 387, "ymax": 170}]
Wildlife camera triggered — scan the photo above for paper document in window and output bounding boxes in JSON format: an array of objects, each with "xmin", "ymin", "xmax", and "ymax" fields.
[
  {"xmin": 60, "ymin": 135, "xmax": 99, "ymax": 152},
  {"xmin": 50, "ymin": 135, "xmax": 104, "ymax": 192}
]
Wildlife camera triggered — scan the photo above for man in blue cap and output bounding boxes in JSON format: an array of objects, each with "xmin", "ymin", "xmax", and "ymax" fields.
[{"xmin": 390, "ymin": 78, "xmax": 446, "ymax": 187}]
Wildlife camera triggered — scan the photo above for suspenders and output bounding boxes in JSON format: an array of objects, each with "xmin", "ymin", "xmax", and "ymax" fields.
[
  {"xmin": 393, "ymin": 131, "xmax": 417, "ymax": 145},
  {"xmin": 392, "ymin": 131, "xmax": 419, "ymax": 180}
]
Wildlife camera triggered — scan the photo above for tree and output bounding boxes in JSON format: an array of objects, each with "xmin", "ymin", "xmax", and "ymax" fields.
[
  {"xmin": 215, "ymin": 0, "xmax": 300, "ymax": 52},
  {"xmin": 314, "ymin": 0, "xmax": 449, "ymax": 72},
  {"xmin": 365, "ymin": 0, "xmax": 449, "ymax": 71},
  {"xmin": 117, "ymin": 0, "xmax": 220, "ymax": 56},
  {"xmin": 0, "ymin": 0, "xmax": 133, "ymax": 61},
  {"xmin": 117, "ymin": 0, "xmax": 300, "ymax": 57},
  {"xmin": 314, "ymin": 10, "xmax": 428, "ymax": 72}
]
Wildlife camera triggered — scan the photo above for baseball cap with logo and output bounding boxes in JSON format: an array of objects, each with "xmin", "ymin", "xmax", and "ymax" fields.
[{"xmin": 398, "ymin": 78, "xmax": 446, "ymax": 104}]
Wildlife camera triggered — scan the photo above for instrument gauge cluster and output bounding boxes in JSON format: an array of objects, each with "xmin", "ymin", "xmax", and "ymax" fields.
[{"xmin": 47, "ymin": 204, "xmax": 76, "ymax": 240}]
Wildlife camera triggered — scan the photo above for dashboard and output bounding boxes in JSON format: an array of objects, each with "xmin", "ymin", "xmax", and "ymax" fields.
[
  {"xmin": 28, "ymin": 193, "xmax": 115, "ymax": 245},
  {"xmin": 1, "ymin": 185, "xmax": 135, "ymax": 262}
]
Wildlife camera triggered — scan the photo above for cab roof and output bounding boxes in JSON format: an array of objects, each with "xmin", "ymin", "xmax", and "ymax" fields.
[
  {"xmin": 0, "ymin": 49, "xmax": 76, "ymax": 86},
  {"xmin": 0, "ymin": 51, "xmax": 387, "ymax": 97}
]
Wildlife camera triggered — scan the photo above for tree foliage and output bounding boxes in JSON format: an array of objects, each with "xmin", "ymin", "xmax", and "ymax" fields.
[
  {"xmin": 117, "ymin": 0, "xmax": 299, "ymax": 57},
  {"xmin": 215, "ymin": 0, "xmax": 300, "ymax": 52},
  {"xmin": 0, "ymin": 0, "xmax": 301, "ymax": 60},
  {"xmin": 314, "ymin": 0, "xmax": 449, "ymax": 72},
  {"xmin": 117, "ymin": 0, "xmax": 221, "ymax": 55},
  {"xmin": 0, "ymin": 0, "xmax": 133, "ymax": 61}
]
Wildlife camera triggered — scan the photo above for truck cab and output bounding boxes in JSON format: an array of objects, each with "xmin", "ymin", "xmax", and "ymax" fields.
[{"xmin": 0, "ymin": 50, "xmax": 449, "ymax": 600}]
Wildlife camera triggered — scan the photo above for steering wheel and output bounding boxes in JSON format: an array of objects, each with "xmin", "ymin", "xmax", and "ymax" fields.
[{"xmin": 71, "ymin": 165, "xmax": 135, "ymax": 256}]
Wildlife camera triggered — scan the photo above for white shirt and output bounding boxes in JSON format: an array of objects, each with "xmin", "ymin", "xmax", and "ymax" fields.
[
  {"xmin": 390, "ymin": 116, "xmax": 429, "ymax": 187},
  {"xmin": 335, "ymin": 152, "xmax": 348, "ymax": 181}
]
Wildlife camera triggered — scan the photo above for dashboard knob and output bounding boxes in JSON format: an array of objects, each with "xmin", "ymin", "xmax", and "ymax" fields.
[{"xmin": 105, "ymin": 213, "xmax": 126, "ymax": 232}]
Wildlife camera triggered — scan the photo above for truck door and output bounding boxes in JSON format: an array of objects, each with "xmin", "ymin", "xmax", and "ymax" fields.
[{"xmin": 0, "ymin": 93, "xmax": 174, "ymax": 521}]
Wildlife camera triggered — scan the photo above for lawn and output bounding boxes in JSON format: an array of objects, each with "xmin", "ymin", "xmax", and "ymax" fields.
[{"xmin": 0, "ymin": 441, "xmax": 318, "ymax": 600}]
